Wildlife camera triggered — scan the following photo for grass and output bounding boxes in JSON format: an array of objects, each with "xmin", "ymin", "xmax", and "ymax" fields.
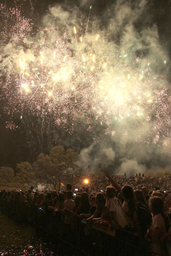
[{"xmin": 0, "ymin": 210, "xmax": 37, "ymax": 254}]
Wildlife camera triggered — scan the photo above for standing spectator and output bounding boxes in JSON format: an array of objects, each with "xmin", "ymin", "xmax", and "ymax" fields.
[
  {"xmin": 66, "ymin": 184, "xmax": 72, "ymax": 191},
  {"xmin": 86, "ymin": 192, "xmax": 107, "ymax": 222},
  {"xmin": 165, "ymin": 193, "xmax": 171, "ymax": 219},
  {"xmin": 134, "ymin": 189, "xmax": 152, "ymax": 237},
  {"xmin": 74, "ymin": 195, "xmax": 81, "ymax": 212},
  {"xmin": 105, "ymin": 186, "xmax": 127, "ymax": 230},
  {"xmin": 54, "ymin": 192, "xmax": 65, "ymax": 212},
  {"xmin": 26, "ymin": 189, "xmax": 34, "ymax": 221},
  {"xmin": 63, "ymin": 191, "xmax": 75, "ymax": 224},
  {"xmin": 146, "ymin": 196, "xmax": 171, "ymax": 255},
  {"xmin": 75, "ymin": 192, "xmax": 91, "ymax": 218},
  {"xmin": 64, "ymin": 191, "xmax": 75, "ymax": 211},
  {"xmin": 105, "ymin": 170, "xmax": 139, "ymax": 233}
]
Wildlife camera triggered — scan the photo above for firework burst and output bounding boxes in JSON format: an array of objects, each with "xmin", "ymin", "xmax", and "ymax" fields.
[{"xmin": 0, "ymin": 3, "xmax": 171, "ymax": 147}]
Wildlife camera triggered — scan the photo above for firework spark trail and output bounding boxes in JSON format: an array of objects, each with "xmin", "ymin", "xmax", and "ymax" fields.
[{"xmin": 0, "ymin": 2, "xmax": 171, "ymax": 147}]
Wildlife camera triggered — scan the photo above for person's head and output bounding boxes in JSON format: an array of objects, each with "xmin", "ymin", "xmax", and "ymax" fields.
[
  {"xmin": 142, "ymin": 186, "xmax": 148, "ymax": 198},
  {"xmin": 58, "ymin": 192, "xmax": 65, "ymax": 202},
  {"xmin": 66, "ymin": 184, "xmax": 72, "ymax": 191},
  {"xmin": 134, "ymin": 189, "xmax": 146, "ymax": 204},
  {"xmin": 96, "ymin": 192, "xmax": 106, "ymax": 206},
  {"xmin": 52, "ymin": 190, "xmax": 58, "ymax": 198},
  {"xmin": 149, "ymin": 196, "xmax": 164, "ymax": 215},
  {"xmin": 74, "ymin": 195, "xmax": 81, "ymax": 207},
  {"xmin": 80, "ymin": 192, "xmax": 90, "ymax": 206},
  {"xmin": 105, "ymin": 186, "xmax": 116, "ymax": 199},
  {"xmin": 121, "ymin": 185, "xmax": 134, "ymax": 201},
  {"xmin": 151, "ymin": 191, "xmax": 164, "ymax": 201},
  {"xmin": 90, "ymin": 194, "xmax": 96, "ymax": 205}
]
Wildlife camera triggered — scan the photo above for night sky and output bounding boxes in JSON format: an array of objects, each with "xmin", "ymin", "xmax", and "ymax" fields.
[{"xmin": 1, "ymin": 0, "xmax": 171, "ymax": 174}]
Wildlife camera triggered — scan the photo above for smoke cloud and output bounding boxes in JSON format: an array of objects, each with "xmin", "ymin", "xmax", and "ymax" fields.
[
  {"xmin": 1, "ymin": 0, "xmax": 171, "ymax": 175},
  {"xmin": 118, "ymin": 159, "xmax": 146, "ymax": 177},
  {"xmin": 78, "ymin": 143, "xmax": 115, "ymax": 172}
]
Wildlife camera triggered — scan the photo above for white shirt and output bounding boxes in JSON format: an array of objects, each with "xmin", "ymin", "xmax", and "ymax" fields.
[
  {"xmin": 64, "ymin": 199, "xmax": 75, "ymax": 225},
  {"xmin": 64, "ymin": 199, "xmax": 75, "ymax": 212},
  {"xmin": 150, "ymin": 213, "xmax": 167, "ymax": 255},
  {"xmin": 106, "ymin": 197, "xmax": 127, "ymax": 228}
]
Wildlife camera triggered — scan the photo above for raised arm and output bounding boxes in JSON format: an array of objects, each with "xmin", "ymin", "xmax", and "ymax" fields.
[{"xmin": 104, "ymin": 169, "xmax": 122, "ymax": 193}]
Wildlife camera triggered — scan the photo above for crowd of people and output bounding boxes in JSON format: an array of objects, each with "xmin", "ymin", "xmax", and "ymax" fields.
[{"xmin": 0, "ymin": 171, "xmax": 171, "ymax": 256}]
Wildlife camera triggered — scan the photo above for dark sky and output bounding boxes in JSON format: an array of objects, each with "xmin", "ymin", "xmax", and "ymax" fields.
[
  {"xmin": 2, "ymin": 0, "xmax": 171, "ymax": 50},
  {"xmin": 1, "ymin": 0, "xmax": 171, "ymax": 171}
]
